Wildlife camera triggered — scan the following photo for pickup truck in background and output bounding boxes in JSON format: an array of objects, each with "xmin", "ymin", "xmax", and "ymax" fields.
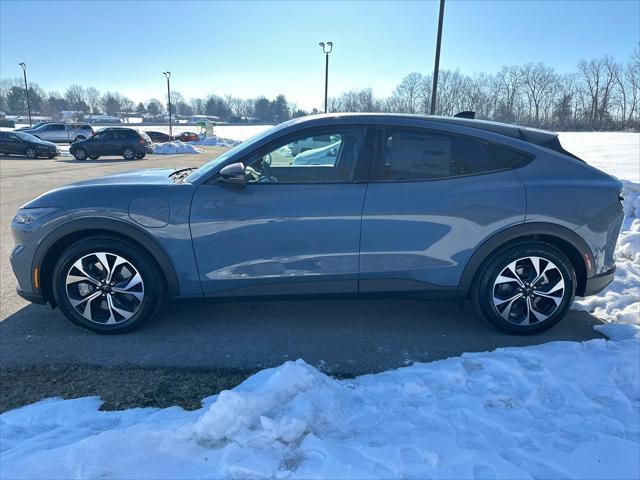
[{"xmin": 18, "ymin": 123, "xmax": 94, "ymax": 143}]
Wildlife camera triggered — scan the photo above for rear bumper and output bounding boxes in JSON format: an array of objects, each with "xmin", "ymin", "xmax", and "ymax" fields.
[{"xmin": 583, "ymin": 267, "xmax": 616, "ymax": 297}]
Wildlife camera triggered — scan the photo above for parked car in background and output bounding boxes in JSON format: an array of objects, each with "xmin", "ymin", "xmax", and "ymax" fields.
[
  {"xmin": 0, "ymin": 131, "xmax": 60, "ymax": 158},
  {"xmin": 145, "ymin": 131, "xmax": 175, "ymax": 143},
  {"xmin": 10, "ymin": 114, "xmax": 624, "ymax": 335},
  {"xmin": 69, "ymin": 127, "xmax": 153, "ymax": 160},
  {"xmin": 289, "ymin": 133, "xmax": 339, "ymax": 156},
  {"xmin": 15, "ymin": 121, "xmax": 49, "ymax": 131},
  {"xmin": 175, "ymin": 131, "xmax": 199, "ymax": 142},
  {"xmin": 19, "ymin": 123, "xmax": 94, "ymax": 143}
]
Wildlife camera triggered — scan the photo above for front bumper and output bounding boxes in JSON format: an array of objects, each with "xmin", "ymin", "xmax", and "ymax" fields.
[
  {"xmin": 37, "ymin": 146, "xmax": 59, "ymax": 156},
  {"xmin": 583, "ymin": 267, "xmax": 616, "ymax": 296},
  {"xmin": 16, "ymin": 287, "xmax": 46, "ymax": 304}
]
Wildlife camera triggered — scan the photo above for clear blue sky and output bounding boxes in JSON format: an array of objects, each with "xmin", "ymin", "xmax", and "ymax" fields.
[{"xmin": 1, "ymin": 0, "xmax": 638, "ymax": 110}]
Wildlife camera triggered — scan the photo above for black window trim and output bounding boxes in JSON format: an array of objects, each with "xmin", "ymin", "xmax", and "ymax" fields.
[
  {"xmin": 368, "ymin": 125, "xmax": 535, "ymax": 184},
  {"xmin": 206, "ymin": 124, "xmax": 375, "ymax": 186}
]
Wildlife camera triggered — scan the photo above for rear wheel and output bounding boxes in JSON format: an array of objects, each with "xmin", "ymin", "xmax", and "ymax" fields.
[
  {"xmin": 472, "ymin": 242, "xmax": 576, "ymax": 335},
  {"xmin": 25, "ymin": 147, "xmax": 38, "ymax": 159},
  {"xmin": 53, "ymin": 237, "xmax": 163, "ymax": 334},
  {"xmin": 136, "ymin": 152, "xmax": 146, "ymax": 159},
  {"xmin": 73, "ymin": 148, "xmax": 88, "ymax": 161},
  {"xmin": 122, "ymin": 147, "xmax": 136, "ymax": 160},
  {"xmin": 89, "ymin": 155, "xmax": 100, "ymax": 160}
]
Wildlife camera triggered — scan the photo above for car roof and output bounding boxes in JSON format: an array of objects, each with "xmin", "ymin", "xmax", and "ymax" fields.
[{"xmin": 286, "ymin": 113, "xmax": 559, "ymax": 148}]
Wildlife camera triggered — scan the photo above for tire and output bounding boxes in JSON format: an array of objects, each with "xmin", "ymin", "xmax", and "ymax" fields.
[
  {"xmin": 472, "ymin": 241, "xmax": 576, "ymax": 335},
  {"xmin": 89, "ymin": 155, "xmax": 100, "ymax": 160},
  {"xmin": 135, "ymin": 153, "xmax": 146, "ymax": 159},
  {"xmin": 48, "ymin": 154, "xmax": 56, "ymax": 159},
  {"xmin": 25, "ymin": 147, "xmax": 38, "ymax": 159},
  {"xmin": 122, "ymin": 147, "xmax": 136, "ymax": 160},
  {"xmin": 52, "ymin": 237, "xmax": 163, "ymax": 334},
  {"xmin": 73, "ymin": 148, "xmax": 88, "ymax": 161}
]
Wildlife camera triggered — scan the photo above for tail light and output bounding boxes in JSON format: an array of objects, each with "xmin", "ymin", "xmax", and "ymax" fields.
[{"xmin": 139, "ymin": 138, "xmax": 145, "ymax": 145}]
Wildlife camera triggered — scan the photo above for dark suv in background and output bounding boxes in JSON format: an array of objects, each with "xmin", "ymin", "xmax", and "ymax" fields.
[{"xmin": 70, "ymin": 128, "xmax": 153, "ymax": 160}]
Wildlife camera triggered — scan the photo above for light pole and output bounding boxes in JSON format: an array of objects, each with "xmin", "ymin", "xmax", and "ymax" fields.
[
  {"xmin": 430, "ymin": 0, "xmax": 445, "ymax": 115},
  {"xmin": 18, "ymin": 62, "xmax": 32, "ymax": 126},
  {"xmin": 163, "ymin": 71, "xmax": 172, "ymax": 137},
  {"xmin": 319, "ymin": 42, "xmax": 333, "ymax": 113}
]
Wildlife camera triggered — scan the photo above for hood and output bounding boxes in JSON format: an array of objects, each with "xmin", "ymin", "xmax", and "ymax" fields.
[
  {"xmin": 66, "ymin": 168, "xmax": 177, "ymax": 187},
  {"xmin": 28, "ymin": 138, "xmax": 57, "ymax": 148}
]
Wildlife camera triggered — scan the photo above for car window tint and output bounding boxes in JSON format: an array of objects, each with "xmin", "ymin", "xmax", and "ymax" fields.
[
  {"xmin": 244, "ymin": 128, "xmax": 364, "ymax": 184},
  {"xmin": 373, "ymin": 129, "xmax": 532, "ymax": 181}
]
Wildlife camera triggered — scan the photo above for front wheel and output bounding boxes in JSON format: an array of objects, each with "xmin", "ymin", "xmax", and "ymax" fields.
[
  {"xmin": 472, "ymin": 242, "xmax": 576, "ymax": 335},
  {"xmin": 52, "ymin": 237, "xmax": 163, "ymax": 334},
  {"xmin": 25, "ymin": 147, "xmax": 38, "ymax": 159},
  {"xmin": 73, "ymin": 148, "xmax": 88, "ymax": 161}
]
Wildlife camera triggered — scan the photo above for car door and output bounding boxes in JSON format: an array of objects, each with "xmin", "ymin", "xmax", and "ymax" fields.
[
  {"xmin": 190, "ymin": 126, "xmax": 371, "ymax": 297},
  {"xmin": 359, "ymin": 126, "xmax": 528, "ymax": 294},
  {"xmin": 2, "ymin": 133, "xmax": 25, "ymax": 155}
]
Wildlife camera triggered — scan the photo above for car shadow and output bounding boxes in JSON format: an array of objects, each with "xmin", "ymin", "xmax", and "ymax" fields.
[
  {"xmin": 0, "ymin": 298, "xmax": 605, "ymax": 376},
  {"xmin": 55, "ymin": 158, "xmax": 144, "ymax": 164}
]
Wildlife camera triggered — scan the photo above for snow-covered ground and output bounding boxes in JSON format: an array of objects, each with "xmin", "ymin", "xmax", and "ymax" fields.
[{"xmin": 1, "ymin": 132, "xmax": 639, "ymax": 480}]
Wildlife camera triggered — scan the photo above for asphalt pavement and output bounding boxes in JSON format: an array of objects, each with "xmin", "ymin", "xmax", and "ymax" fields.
[{"xmin": 0, "ymin": 148, "xmax": 604, "ymax": 376}]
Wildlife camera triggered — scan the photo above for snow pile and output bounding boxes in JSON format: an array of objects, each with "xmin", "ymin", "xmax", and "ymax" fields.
[
  {"xmin": 153, "ymin": 141, "xmax": 204, "ymax": 155},
  {"xmin": 2, "ymin": 343, "xmax": 638, "ymax": 479},
  {"xmin": 194, "ymin": 136, "xmax": 241, "ymax": 148},
  {"xmin": 574, "ymin": 180, "xmax": 640, "ymax": 340}
]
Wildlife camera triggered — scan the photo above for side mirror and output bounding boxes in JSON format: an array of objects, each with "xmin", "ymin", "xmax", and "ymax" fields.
[{"xmin": 219, "ymin": 162, "xmax": 247, "ymax": 186}]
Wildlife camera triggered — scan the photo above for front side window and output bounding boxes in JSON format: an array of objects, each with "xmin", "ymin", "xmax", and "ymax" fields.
[
  {"xmin": 372, "ymin": 129, "xmax": 532, "ymax": 181},
  {"xmin": 244, "ymin": 128, "xmax": 364, "ymax": 184}
]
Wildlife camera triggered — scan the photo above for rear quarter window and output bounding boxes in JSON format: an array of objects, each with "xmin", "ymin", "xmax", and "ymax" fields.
[{"xmin": 373, "ymin": 128, "xmax": 533, "ymax": 181}]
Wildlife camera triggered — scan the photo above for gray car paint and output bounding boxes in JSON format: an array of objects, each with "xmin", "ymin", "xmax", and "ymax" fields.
[{"xmin": 10, "ymin": 114, "xmax": 624, "ymax": 307}]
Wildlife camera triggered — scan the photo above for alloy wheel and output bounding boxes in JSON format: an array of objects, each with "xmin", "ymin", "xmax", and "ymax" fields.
[
  {"xmin": 26, "ymin": 148, "xmax": 37, "ymax": 159},
  {"xmin": 65, "ymin": 252, "xmax": 144, "ymax": 325},
  {"xmin": 492, "ymin": 256, "xmax": 565, "ymax": 325},
  {"xmin": 123, "ymin": 148, "xmax": 135, "ymax": 160}
]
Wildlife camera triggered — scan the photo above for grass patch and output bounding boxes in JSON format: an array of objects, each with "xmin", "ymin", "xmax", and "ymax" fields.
[{"xmin": 0, "ymin": 365, "xmax": 253, "ymax": 413}]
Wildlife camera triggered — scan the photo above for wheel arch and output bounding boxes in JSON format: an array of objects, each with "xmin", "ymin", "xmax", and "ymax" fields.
[
  {"xmin": 35, "ymin": 218, "xmax": 181, "ymax": 306},
  {"xmin": 458, "ymin": 222, "xmax": 593, "ymax": 299}
]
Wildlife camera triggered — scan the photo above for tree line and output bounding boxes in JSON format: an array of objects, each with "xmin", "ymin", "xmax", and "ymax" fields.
[{"xmin": 1, "ymin": 47, "xmax": 637, "ymax": 130}]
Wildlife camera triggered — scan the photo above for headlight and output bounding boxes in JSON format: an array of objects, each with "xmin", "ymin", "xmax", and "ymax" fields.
[{"xmin": 13, "ymin": 207, "xmax": 60, "ymax": 225}]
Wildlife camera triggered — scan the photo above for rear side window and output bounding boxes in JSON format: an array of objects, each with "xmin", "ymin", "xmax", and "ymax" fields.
[
  {"xmin": 372, "ymin": 129, "xmax": 532, "ymax": 181},
  {"xmin": 43, "ymin": 124, "xmax": 65, "ymax": 131}
]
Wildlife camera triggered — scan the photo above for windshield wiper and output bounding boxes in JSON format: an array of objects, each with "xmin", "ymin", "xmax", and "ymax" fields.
[{"xmin": 170, "ymin": 167, "xmax": 198, "ymax": 183}]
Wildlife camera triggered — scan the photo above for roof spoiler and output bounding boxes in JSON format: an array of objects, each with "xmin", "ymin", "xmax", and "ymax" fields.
[{"xmin": 454, "ymin": 111, "xmax": 476, "ymax": 119}]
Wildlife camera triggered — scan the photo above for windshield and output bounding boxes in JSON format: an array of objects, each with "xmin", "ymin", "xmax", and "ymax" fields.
[
  {"xmin": 13, "ymin": 131, "xmax": 40, "ymax": 142},
  {"xmin": 185, "ymin": 123, "xmax": 290, "ymax": 183}
]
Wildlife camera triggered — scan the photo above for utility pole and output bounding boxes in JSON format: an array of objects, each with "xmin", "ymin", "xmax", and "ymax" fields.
[
  {"xmin": 18, "ymin": 62, "xmax": 32, "ymax": 126},
  {"xmin": 163, "ymin": 71, "xmax": 172, "ymax": 137},
  {"xmin": 430, "ymin": 0, "xmax": 445, "ymax": 115},
  {"xmin": 319, "ymin": 42, "xmax": 333, "ymax": 113}
]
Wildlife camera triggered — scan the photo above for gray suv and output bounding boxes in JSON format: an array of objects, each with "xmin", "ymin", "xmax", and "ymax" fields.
[
  {"xmin": 10, "ymin": 114, "xmax": 624, "ymax": 335},
  {"xmin": 19, "ymin": 122, "xmax": 94, "ymax": 143}
]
